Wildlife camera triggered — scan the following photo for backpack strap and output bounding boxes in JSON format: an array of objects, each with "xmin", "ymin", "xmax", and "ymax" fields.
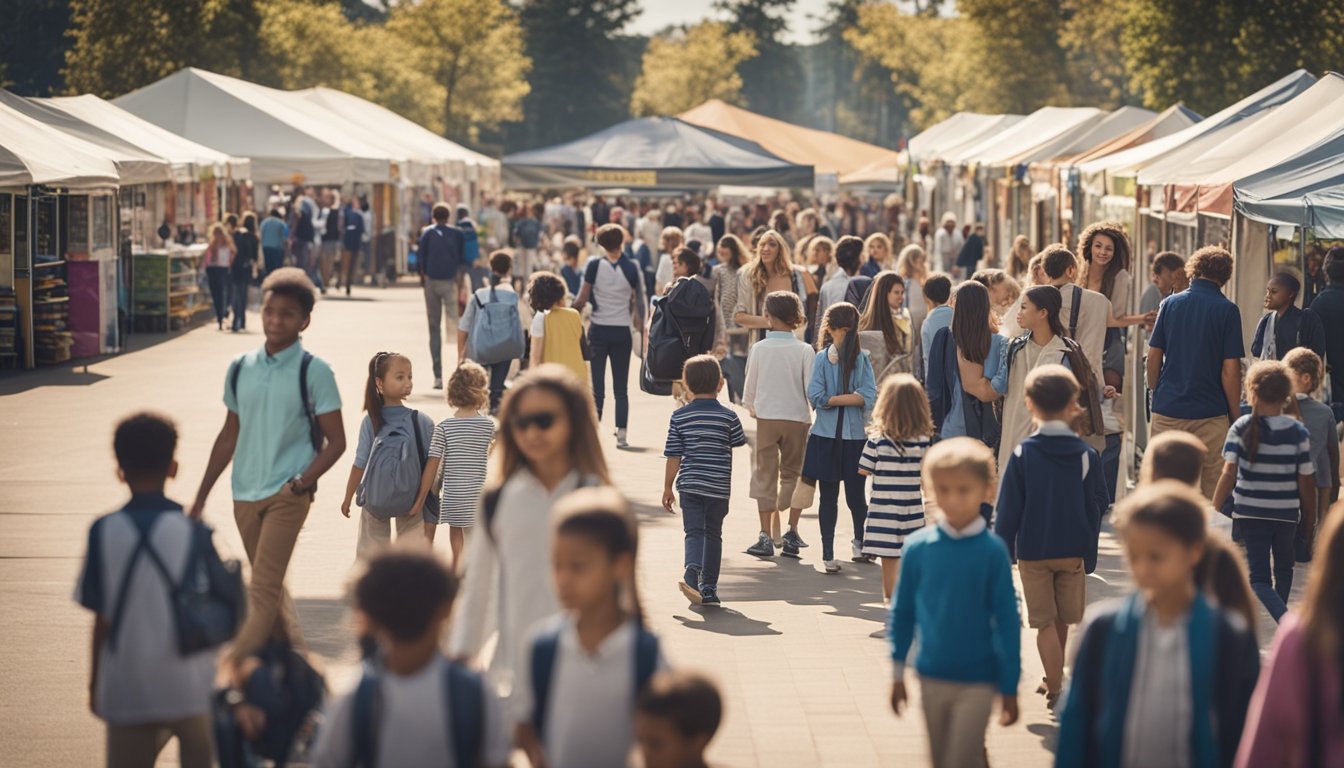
[
  {"xmin": 228, "ymin": 358, "xmax": 243, "ymax": 404},
  {"xmin": 1068, "ymin": 285, "xmax": 1082, "ymax": 340},
  {"xmin": 446, "ymin": 661, "xmax": 484, "ymax": 768},
  {"xmin": 351, "ymin": 666, "xmax": 381, "ymax": 768},
  {"xmin": 633, "ymin": 628, "xmax": 659, "ymax": 693},
  {"xmin": 105, "ymin": 514, "xmax": 161, "ymax": 652},
  {"xmin": 529, "ymin": 625, "xmax": 563, "ymax": 737},
  {"xmin": 299, "ymin": 352, "xmax": 322, "ymax": 451}
]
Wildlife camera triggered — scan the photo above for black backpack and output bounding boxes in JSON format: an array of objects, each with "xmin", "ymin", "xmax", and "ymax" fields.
[{"xmin": 646, "ymin": 278, "xmax": 716, "ymax": 382}]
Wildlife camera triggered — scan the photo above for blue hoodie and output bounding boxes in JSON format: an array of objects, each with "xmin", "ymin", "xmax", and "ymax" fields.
[{"xmin": 993, "ymin": 421, "xmax": 1108, "ymax": 572}]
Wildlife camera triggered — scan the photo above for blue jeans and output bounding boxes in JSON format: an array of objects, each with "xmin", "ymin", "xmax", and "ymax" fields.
[
  {"xmin": 1237, "ymin": 517, "xmax": 1296, "ymax": 622},
  {"xmin": 681, "ymin": 492, "xmax": 728, "ymax": 588},
  {"xmin": 205, "ymin": 266, "xmax": 229, "ymax": 325},
  {"xmin": 230, "ymin": 275, "xmax": 250, "ymax": 330},
  {"xmin": 588, "ymin": 324, "xmax": 632, "ymax": 429},
  {"xmin": 487, "ymin": 360, "xmax": 510, "ymax": 413},
  {"xmin": 818, "ymin": 473, "xmax": 868, "ymax": 561},
  {"xmin": 720, "ymin": 354, "xmax": 746, "ymax": 404},
  {"xmin": 262, "ymin": 246, "xmax": 284, "ymax": 276},
  {"xmin": 1102, "ymin": 433, "xmax": 1121, "ymax": 504}
]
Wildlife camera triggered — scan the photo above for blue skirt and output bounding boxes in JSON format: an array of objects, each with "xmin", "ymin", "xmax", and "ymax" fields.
[{"xmin": 802, "ymin": 434, "xmax": 866, "ymax": 483}]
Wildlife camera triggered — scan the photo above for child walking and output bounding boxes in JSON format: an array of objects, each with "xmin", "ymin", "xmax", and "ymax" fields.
[
  {"xmin": 1057, "ymin": 482, "xmax": 1260, "ymax": 768},
  {"xmin": 889, "ymin": 438, "xmax": 1020, "ymax": 768},
  {"xmin": 635, "ymin": 671, "xmax": 724, "ymax": 768},
  {"xmin": 515, "ymin": 488, "xmax": 668, "ymax": 768},
  {"xmin": 309, "ymin": 549, "xmax": 511, "ymax": 767},
  {"xmin": 859, "ymin": 373, "xmax": 933, "ymax": 602},
  {"xmin": 411, "ymin": 361, "xmax": 494, "ymax": 569},
  {"xmin": 742, "ymin": 291, "xmax": 814, "ymax": 558},
  {"xmin": 804, "ymin": 302, "xmax": 877, "ymax": 572},
  {"xmin": 1283, "ymin": 348, "xmax": 1339, "ymax": 555},
  {"xmin": 1212, "ymin": 360, "xmax": 1316, "ymax": 622},
  {"xmin": 664, "ymin": 355, "xmax": 748, "ymax": 606},
  {"xmin": 527, "ymin": 271, "xmax": 589, "ymax": 384},
  {"xmin": 341, "ymin": 352, "xmax": 435, "ymax": 560}
]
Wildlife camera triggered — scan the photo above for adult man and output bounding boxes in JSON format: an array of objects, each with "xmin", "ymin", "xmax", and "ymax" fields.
[
  {"xmin": 418, "ymin": 203, "xmax": 466, "ymax": 390},
  {"xmin": 1147, "ymin": 246, "xmax": 1244, "ymax": 498},
  {"xmin": 339, "ymin": 196, "xmax": 364, "ymax": 296},
  {"xmin": 318, "ymin": 191, "xmax": 342, "ymax": 293},
  {"xmin": 707, "ymin": 200, "xmax": 725, "ymax": 248},
  {"xmin": 289, "ymin": 187, "xmax": 317, "ymax": 285},
  {"xmin": 1141, "ymin": 251, "xmax": 1189, "ymax": 319},
  {"xmin": 258, "ymin": 209, "xmax": 288, "ymax": 277},
  {"xmin": 817, "ymin": 236, "xmax": 863, "ymax": 329},
  {"xmin": 1251, "ymin": 272, "xmax": 1326, "ymax": 361},
  {"xmin": 684, "ymin": 207, "xmax": 712, "ymax": 257},
  {"xmin": 1308, "ymin": 248, "xmax": 1344, "ymax": 411},
  {"xmin": 956, "ymin": 222, "xmax": 986, "ymax": 275},
  {"xmin": 511, "ymin": 203, "xmax": 543, "ymax": 278},
  {"xmin": 933, "ymin": 212, "xmax": 964, "ymax": 276},
  {"xmin": 456, "ymin": 204, "xmax": 487, "ymax": 291}
]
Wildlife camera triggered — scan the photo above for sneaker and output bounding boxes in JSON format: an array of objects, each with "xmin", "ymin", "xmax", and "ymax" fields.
[
  {"xmin": 851, "ymin": 539, "xmax": 866, "ymax": 562},
  {"xmin": 678, "ymin": 580, "xmax": 703, "ymax": 605},
  {"xmin": 615, "ymin": 428, "xmax": 629, "ymax": 449},
  {"xmin": 746, "ymin": 532, "xmax": 774, "ymax": 558},
  {"xmin": 781, "ymin": 529, "xmax": 804, "ymax": 558},
  {"xmin": 700, "ymin": 585, "xmax": 721, "ymax": 606},
  {"xmin": 823, "ymin": 559, "xmax": 841, "ymax": 574},
  {"xmin": 433, "ymin": 377, "xmax": 444, "ymax": 390}
]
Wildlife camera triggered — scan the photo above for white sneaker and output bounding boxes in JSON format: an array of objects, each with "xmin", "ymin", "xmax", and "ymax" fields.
[
  {"xmin": 823, "ymin": 559, "xmax": 841, "ymax": 574},
  {"xmin": 615, "ymin": 428, "xmax": 629, "ymax": 449},
  {"xmin": 851, "ymin": 539, "xmax": 865, "ymax": 562}
]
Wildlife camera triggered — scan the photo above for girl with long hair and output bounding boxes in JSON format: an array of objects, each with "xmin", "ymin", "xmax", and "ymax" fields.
[
  {"xmin": 1212, "ymin": 360, "xmax": 1317, "ymax": 623},
  {"xmin": 1009, "ymin": 235, "xmax": 1033, "ymax": 281},
  {"xmin": 204, "ymin": 222, "xmax": 235, "ymax": 330},
  {"xmin": 859, "ymin": 374, "xmax": 932, "ymax": 601},
  {"xmin": 802, "ymin": 302, "xmax": 878, "ymax": 572},
  {"xmin": 895, "ymin": 243, "xmax": 931, "ymax": 348},
  {"xmin": 860, "ymin": 232, "xmax": 893, "ymax": 278},
  {"xmin": 515, "ymin": 487, "xmax": 667, "ymax": 768},
  {"xmin": 858, "ymin": 271, "xmax": 913, "ymax": 382},
  {"xmin": 984, "ymin": 285, "xmax": 1072, "ymax": 468},
  {"xmin": 940, "ymin": 281, "xmax": 1005, "ymax": 446},
  {"xmin": 447, "ymin": 364, "xmax": 610, "ymax": 698},
  {"xmin": 1077, "ymin": 223, "xmax": 1153, "ymax": 386},
  {"xmin": 1236, "ymin": 504, "xmax": 1344, "ymax": 766},
  {"xmin": 733, "ymin": 229, "xmax": 817, "ymax": 344},
  {"xmin": 714, "ymin": 234, "xmax": 751, "ymax": 404}
]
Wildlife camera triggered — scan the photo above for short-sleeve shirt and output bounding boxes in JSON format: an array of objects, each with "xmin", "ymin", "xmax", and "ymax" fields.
[
  {"xmin": 224, "ymin": 342, "xmax": 341, "ymax": 502},
  {"xmin": 1295, "ymin": 394, "xmax": 1336, "ymax": 489},
  {"xmin": 1149, "ymin": 279, "xmax": 1245, "ymax": 420},
  {"xmin": 586, "ymin": 255, "xmax": 637, "ymax": 328},
  {"xmin": 664, "ymin": 398, "xmax": 747, "ymax": 499},
  {"xmin": 1222, "ymin": 414, "xmax": 1314, "ymax": 523},
  {"xmin": 429, "ymin": 415, "xmax": 495, "ymax": 524},
  {"xmin": 75, "ymin": 496, "xmax": 216, "ymax": 725}
]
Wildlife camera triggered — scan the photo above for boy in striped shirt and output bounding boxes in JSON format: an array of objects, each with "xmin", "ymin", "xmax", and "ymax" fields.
[{"xmin": 663, "ymin": 355, "xmax": 748, "ymax": 607}]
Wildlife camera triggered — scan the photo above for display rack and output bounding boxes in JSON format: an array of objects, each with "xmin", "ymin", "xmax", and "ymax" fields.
[
  {"xmin": 31, "ymin": 257, "xmax": 72, "ymax": 365},
  {"xmin": 133, "ymin": 250, "xmax": 210, "ymax": 332},
  {"xmin": 0, "ymin": 287, "xmax": 17, "ymax": 369}
]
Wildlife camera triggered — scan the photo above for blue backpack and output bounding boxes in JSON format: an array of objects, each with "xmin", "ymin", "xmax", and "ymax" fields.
[
  {"xmin": 349, "ymin": 658, "xmax": 484, "ymax": 768},
  {"xmin": 459, "ymin": 220, "xmax": 481, "ymax": 264},
  {"xmin": 467, "ymin": 286, "xmax": 525, "ymax": 365},
  {"xmin": 530, "ymin": 623, "xmax": 659, "ymax": 737}
]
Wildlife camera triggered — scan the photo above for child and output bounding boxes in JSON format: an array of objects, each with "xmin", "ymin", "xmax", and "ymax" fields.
[
  {"xmin": 993, "ymin": 364, "xmax": 1108, "ymax": 706},
  {"xmin": 411, "ymin": 361, "xmax": 494, "ymax": 567},
  {"xmin": 1140, "ymin": 430, "xmax": 1209, "ymax": 487},
  {"xmin": 77, "ymin": 413, "xmax": 217, "ymax": 768},
  {"xmin": 448, "ymin": 365, "xmax": 610, "ymax": 698},
  {"xmin": 1283, "ymin": 347, "xmax": 1340, "ymax": 554},
  {"xmin": 515, "ymin": 488, "xmax": 668, "ymax": 768},
  {"xmin": 1057, "ymin": 482, "xmax": 1260, "ymax": 768},
  {"xmin": 559, "ymin": 240, "xmax": 582, "ymax": 297},
  {"xmin": 1212, "ymin": 360, "xmax": 1316, "ymax": 623},
  {"xmin": 527, "ymin": 271, "xmax": 588, "ymax": 383},
  {"xmin": 663, "ymin": 355, "xmax": 748, "ymax": 606},
  {"xmin": 635, "ymin": 671, "xmax": 723, "ymax": 768},
  {"xmin": 1236, "ymin": 504, "xmax": 1344, "ymax": 767},
  {"xmin": 341, "ymin": 352, "xmax": 434, "ymax": 560},
  {"xmin": 889, "ymin": 437, "xmax": 1019, "ymax": 768},
  {"xmin": 459, "ymin": 251, "xmax": 525, "ymax": 413},
  {"xmin": 742, "ymin": 291, "xmax": 814, "ymax": 558},
  {"xmin": 918, "ymin": 272, "xmax": 952, "ymax": 384},
  {"xmin": 308, "ymin": 549, "xmax": 511, "ymax": 767},
  {"xmin": 859, "ymin": 374, "xmax": 933, "ymax": 602},
  {"xmin": 804, "ymin": 302, "xmax": 877, "ymax": 572}
]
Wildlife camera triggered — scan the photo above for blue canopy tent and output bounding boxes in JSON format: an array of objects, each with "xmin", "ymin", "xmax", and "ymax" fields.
[
  {"xmin": 1234, "ymin": 130, "xmax": 1344, "ymax": 238},
  {"xmin": 503, "ymin": 116, "xmax": 814, "ymax": 191}
]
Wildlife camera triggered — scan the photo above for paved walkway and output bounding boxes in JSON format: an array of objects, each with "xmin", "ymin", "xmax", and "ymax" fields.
[{"xmin": 0, "ymin": 284, "xmax": 1301, "ymax": 766}]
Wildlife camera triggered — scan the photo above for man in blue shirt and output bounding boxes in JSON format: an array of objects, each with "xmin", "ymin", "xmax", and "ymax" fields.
[
  {"xmin": 258, "ymin": 209, "xmax": 289, "ymax": 277},
  {"xmin": 418, "ymin": 202, "xmax": 466, "ymax": 389},
  {"xmin": 340, "ymin": 198, "xmax": 365, "ymax": 296},
  {"xmin": 1147, "ymin": 246, "xmax": 1244, "ymax": 498}
]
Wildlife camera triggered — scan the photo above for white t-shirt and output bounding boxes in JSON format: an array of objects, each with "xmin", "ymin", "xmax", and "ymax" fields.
[
  {"xmin": 654, "ymin": 253, "xmax": 675, "ymax": 294},
  {"xmin": 588, "ymin": 256, "xmax": 636, "ymax": 328},
  {"xmin": 685, "ymin": 223, "xmax": 712, "ymax": 253},
  {"xmin": 75, "ymin": 502, "xmax": 216, "ymax": 726},
  {"xmin": 530, "ymin": 309, "xmax": 548, "ymax": 338},
  {"xmin": 309, "ymin": 656, "xmax": 512, "ymax": 768}
]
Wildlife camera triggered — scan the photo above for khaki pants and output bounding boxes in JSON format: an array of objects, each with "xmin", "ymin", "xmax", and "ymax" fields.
[
  {"xmin": 1150, "ymin": 412, "xmax": 1229, "ymax": 499},
  {"xmin": 425, "ymin": 278, "xmax": 462, "ymax": 381},
  {"xmin": 231, "ymin": 489, "xmax": 311, "ymax": 661},
  {"xmin": 751, "ymin": 419, "xmax": 810, "ymax": 512},
  {"xmin": 107, "ymin": 715, "xmax": 213, "ymax": 768},
  {"xmin": 357, "ymin": 509, "xmax": 424, "ymax": 560},
  {"xmin": 319, "ymin": 241, "xmax": 339, "ymax": 287},
  {"xmin": 919, "ymin": 677, "xmax": 997, "ymax": 768}
]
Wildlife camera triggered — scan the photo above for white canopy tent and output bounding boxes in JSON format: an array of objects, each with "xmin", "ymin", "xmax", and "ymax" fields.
[
  {"xmin": 908, "ymin": 113, "xmax": 1024, "ymax": 164},
  {"xmin": 1018, "ymin": 106, "xmax": 1157, "ymax": 165},
  {"xmin": 0, "ymin": 97, "xmax": 119, "ymax": 188},
  {"xmin": 943, "ymin": 107, "xmax": 1105, "ymax": 166},
  {"xmin": 0, "ymin": 89, "xmax": 169, "ymax": 186},
  {"xmin": 114, "ymin": 68, "xmax": 397, "ymax": 184}
]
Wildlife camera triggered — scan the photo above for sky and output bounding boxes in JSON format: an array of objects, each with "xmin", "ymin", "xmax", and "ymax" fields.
[{"xmin": 629, "ymin": 0, "xmax": 836, "ymax": 45}]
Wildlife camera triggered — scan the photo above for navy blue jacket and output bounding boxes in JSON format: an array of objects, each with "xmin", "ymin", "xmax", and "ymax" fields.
[
  {"xmin": 417, "ymin": 223, "xmax": 465, "ymax": 281},
  {"xmin": 1250, "ymin": 303, "xmax": 1326, "ymax": 361},
  {"xmin": 993, "ymin": 425, "xmax": 1108, "ymax": 572}
]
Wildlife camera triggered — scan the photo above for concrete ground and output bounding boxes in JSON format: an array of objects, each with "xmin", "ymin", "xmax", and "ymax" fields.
[{"xmin": 0, "ymin": 283, "xmax": 1303, "ymax": 766}]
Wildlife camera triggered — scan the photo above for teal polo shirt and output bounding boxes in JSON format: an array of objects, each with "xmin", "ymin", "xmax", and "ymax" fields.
[{"xmin": 223, "ymin": 341, "xmax": 341, "ymax": 502}]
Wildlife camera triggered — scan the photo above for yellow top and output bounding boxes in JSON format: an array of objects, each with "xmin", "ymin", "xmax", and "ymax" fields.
[{"xmin": 541, "ymin": 308, "xmax": 589, "ymax": 383}]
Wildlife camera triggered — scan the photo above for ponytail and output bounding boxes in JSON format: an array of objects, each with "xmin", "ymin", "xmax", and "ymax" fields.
[
  {"xmin": 1243, "ymin": 361, "xmax": 1293, "ymax": 462},
  {"xmin": 363, "ymin": 351, "xmax": 400, "ymax": 433}
]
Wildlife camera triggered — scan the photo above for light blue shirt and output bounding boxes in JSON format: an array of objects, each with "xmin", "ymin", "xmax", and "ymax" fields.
[
  {"xmin": 807, "ymin": 346, "xmax": 878, "ymax": 440},
  {"xmin": 921, "ymin": 304, "xmax": 953, "ymax": 375},
  {"xmin": 259, "ymin": 217, "xmax": 288, "ymax": 250},
  {"xmin": 816, "ymin": 272, "xmax": 852, "ymax": 328},
  {"xmin": 940, "ymin": 332, "xmax": 1004, "ymax": 439},
  {"xmin": 223, "ymin": 341, "xmax": 341, "ymax": 501}
]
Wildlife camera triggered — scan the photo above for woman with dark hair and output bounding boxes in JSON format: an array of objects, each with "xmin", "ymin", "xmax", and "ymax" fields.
[
  {"xmin": 927, "ymin": 280, "xmax": 1004, "ymax": 446},
  {"xmin": 858, "ymin": 271, "xmax": 913, "ymax": 382},
  {"xmin": 1077, "ymin": 223, "xmax": 1155, "ymax": 384},
  {"xmin": 230, "ymin": 212, "xmax": 260, "ymax": 332},
  {"xmin": 714, "ymin": 234, "xmax": 751, "ymax": 403},
  {"xmin": 989, "ymin": 285, "xmax": 1072, "ymax": 467}
]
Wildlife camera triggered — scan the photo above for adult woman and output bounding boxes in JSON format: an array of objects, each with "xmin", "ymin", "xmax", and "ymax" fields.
[
  {"xmin": 654, "ymin": 225, "xmax": 685, "ymax": 295},
  {"xmin": 987, "ymin": 285, "xmax": 1072, "ymax": 467},
  {"xmin": 714, "ymin": 234, "xmax": 751, "ymax": 403},
  {"xmin": 733, "ymin": 229, "xmax": 818, "ymax": 344},
  {"xmin": 1008, "ymin": 235, "xmax": 1033, "ymax": 281},
  {"xmin": 859, "ymin": 232, "xmax": 893, "ymax": 278},
  {"xmin": 803, "ymin": 235, "xmax": 836, "ymax": 343},
  {"xmin": 858, "ymin": 271, "xmax": 913, "ymax": 383},
  {"xmin": 769, "ymin": 210, "xmax": 795, "ymax": 249},
  {"xmin": 894, "ymin": 243, "xmax": 931, "ymax": 356},
  {"xmin": 1077, "ymin": 223, "xmax": 1153, "ymax": 387},
  {"xmin": 929, "ymin": 280, "xmax": 1003, "ymax": 446},
  {"xmin": 203, "ymin": 222, "xmax": 234, "ymax": 330},
  {"xmin": 230, "ymin": 213, "xmax": 260, "ymax": 332}
]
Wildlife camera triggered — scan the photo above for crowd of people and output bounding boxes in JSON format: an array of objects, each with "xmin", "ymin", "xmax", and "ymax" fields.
[{"xmin": 76, "ymin": 189, "xmax": 1344, "ymax": 768}]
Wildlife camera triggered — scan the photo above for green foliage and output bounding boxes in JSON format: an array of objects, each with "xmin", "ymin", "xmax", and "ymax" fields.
[
  {"xmin": 958, "ymin": 0, "xmax": 1071, "ymax": 113},
  {"xmin": 717, "ymin": 0, "xmax": 802, "ymax": 120},
  {"xmin": 1, "ymin": 0, "xmax": 72, "ymax": 96},
  {"xmin": 630, "ymin": 22, "xmax": 757, "ymax": 117}
]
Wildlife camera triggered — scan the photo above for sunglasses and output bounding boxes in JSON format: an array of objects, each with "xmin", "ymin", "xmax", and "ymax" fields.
[{"xmin": 510, "ymin": 411, "xmax": 561, "ymax": 432}]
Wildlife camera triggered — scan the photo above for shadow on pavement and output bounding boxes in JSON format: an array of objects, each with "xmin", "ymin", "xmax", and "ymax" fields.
[
  {"xmin": 0, "ymin": 318, "xmax": 216, "ymax": 395},
  {"xmin": 719, "ymin": 553, "xmax": 888, "ymax": 625},
  {"xmin": 671, "ymin": 607, "xmax": 781, "ymax": 636},
  {"xmin": 295, "ymin": 596, "xmax": 358, "ymax": 665},
  {"xmin": 1027, "ymin": 721, "xmax": 1059, "ymax": 752}
]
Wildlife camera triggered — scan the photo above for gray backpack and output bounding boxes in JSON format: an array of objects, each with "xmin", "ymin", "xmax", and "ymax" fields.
[{"xmin": 355, "ymin": 411, "xmax": 429, "ymax": 519}]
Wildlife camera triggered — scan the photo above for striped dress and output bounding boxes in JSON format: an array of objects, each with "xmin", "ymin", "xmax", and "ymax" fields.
[
  {"xmin": 858, "ymin": 435, "xmax": 929, "ymax": 557},
  {"xmin": 428, "ymin": 415, "xmax": 496, "ymax": 527}
]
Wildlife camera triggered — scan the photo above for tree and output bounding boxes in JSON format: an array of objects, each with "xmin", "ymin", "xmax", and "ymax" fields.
[
  {"xmin": 957, "ymin": 0, "xmax": 1071, "ymax": 113},
  {"xmin": 387, "ymin": 0, "xmax": 531, "ymax": 143},
  {"xmin": 629, "ymin": 22, "xmax": 756, "ymax": 116},
  {"xmin": 1059, "ymin": 0, "xmax": 1137, "ymax": 109},
  {"xmin": 63, "ymin": 0, "xmax": 219, "ymax": 96},
  {"xmin": 716, "ymin": 0, "xmax": 802, "ymax": 121},
  {"xmin": 813, "ymin": 0, "xmax": 902, "ymax": 146},
  {"xmin": 2, "ymin": 0, "xmax": 72, "ymax": 96}
]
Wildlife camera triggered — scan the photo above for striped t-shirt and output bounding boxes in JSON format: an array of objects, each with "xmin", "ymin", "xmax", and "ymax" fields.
[
  {"xmin": 428, "ymin": 415, "xmax": 496, "ymax": 526},
  {"xmin": 664, "ymin": 398, "xmax": 747, "ymax": 500},
  {"xmin": 1222, "ymin": 414, "xmax": 1314, "ymax": 523}
]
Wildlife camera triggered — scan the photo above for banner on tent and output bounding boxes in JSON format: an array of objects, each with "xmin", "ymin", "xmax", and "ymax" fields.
[{"xmin": 581, "ymin": 170, "xmax": 658, "ymax": 186}]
